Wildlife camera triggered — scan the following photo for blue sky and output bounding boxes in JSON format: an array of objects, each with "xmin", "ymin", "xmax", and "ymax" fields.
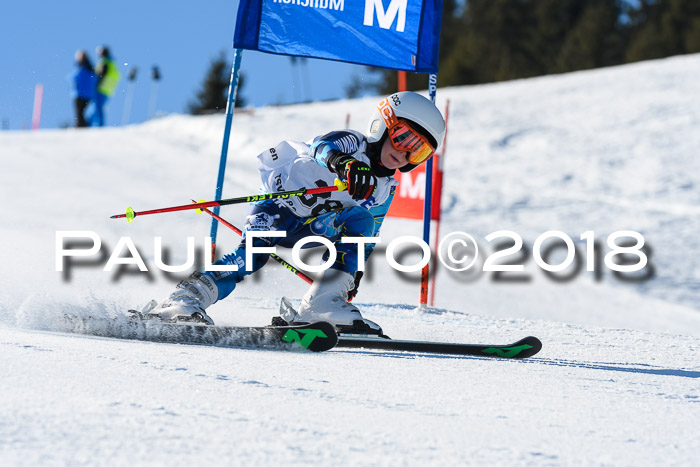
[{"xmin": 0, "ymin": 0, "xmax": 368, "ymax": 129}]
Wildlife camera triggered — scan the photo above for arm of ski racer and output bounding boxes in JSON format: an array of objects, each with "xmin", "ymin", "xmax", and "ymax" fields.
[
  {"xmin": 309, "ymin": 131, "xmax": 361, "ymax": 168},
  {"xmin": 311, "ymin": 130, "xmax": 394, "ymax": 261},
  {"xmin": 365, "ymin": 188, "xmax": 394, "ymax": 258},
  {"xmin": 311, "ymin": 131, "xmax": 376, "ymax": 200}
]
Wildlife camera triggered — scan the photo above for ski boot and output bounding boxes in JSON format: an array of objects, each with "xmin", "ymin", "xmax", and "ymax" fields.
[
  {"xmin": 276, "ymin": 269, "xmax": 383, "ymax": 336},
  {"xmin": 145, "ymin": 272, "xmax": 218, "ymax": 325}
]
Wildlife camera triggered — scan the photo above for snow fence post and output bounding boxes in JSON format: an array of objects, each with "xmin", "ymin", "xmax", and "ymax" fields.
[{"xmin": 209, "ymin": 48, "xmax": 244, "ymax": 261}]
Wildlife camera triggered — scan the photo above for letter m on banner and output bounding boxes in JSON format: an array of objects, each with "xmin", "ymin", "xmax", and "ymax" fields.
[
  {"xmin": 364, "ymin": 0, "xmax": 407, "ymax": 32},
  {"xmin": 233, "ymin": 0, "xmax": 442, "ymax": 73}
]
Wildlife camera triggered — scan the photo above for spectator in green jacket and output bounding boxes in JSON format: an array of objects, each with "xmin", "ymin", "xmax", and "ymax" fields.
[{"xmin": 90, "ymin": 45, "xmax": 121, "ymax": 127}]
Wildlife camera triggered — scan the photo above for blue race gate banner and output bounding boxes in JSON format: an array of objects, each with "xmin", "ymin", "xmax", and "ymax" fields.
[{"xmin": 234, "ymin": 0, "xmax": 442, "ymax": 73}]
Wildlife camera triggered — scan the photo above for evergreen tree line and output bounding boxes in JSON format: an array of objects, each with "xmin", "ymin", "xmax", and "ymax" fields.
[
  {"xmin": 354, "ymin": 0, "xmax": 700, "ymax": 95},
  {"xmin": 188, "ymin": 52, "xmax": 245, "ymax": 115},
  {"xmin": 189, "ymin": 0, "xmax": 699, "ymax": 112}
]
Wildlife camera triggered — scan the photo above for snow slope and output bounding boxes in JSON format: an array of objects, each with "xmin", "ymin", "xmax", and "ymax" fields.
[
  {"xmin": 3, "ymin": 320, "xmax": 698, "ymax": 465},
  {"xmin": 1, "ymin": 55, "xmax": 700, "ymax": 464}
]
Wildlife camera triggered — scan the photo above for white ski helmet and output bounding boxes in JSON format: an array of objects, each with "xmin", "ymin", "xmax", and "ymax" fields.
[{"xmin": 366, "ymin": 91, "xmax": 445, "ymax": 171}]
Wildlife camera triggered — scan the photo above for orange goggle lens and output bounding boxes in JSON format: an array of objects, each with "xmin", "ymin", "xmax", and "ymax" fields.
[{"xmin": 387, "ymin": 121, "xmax": 435, "ymax": 165}]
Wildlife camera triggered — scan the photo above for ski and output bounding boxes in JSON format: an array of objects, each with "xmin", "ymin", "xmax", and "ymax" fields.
[
  {"xmin": 273, "ymin": 297, "xmax": 541, "ymax": 358},
  {"xmin": 60, "ymin": 314, "xmax": 338, "ymax": 352},
  {"xmin": 335, "ymin": 335, "xmax": 542, "ymax": 359}
]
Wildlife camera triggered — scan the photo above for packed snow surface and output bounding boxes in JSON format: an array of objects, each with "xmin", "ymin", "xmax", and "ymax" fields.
[{"xmin": 2, "ymin": 55, "xmax": 700, "ymax": 465}]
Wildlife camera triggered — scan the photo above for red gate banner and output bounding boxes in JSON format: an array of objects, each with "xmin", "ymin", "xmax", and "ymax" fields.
[{"xmin": 387, "ymin": 152, "xmax": 443, "ymax": 221}]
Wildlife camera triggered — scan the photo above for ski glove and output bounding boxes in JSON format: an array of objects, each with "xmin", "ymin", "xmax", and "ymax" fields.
[{"xmin": 328, "ymin": 153, "xmax": 377, "ymax": 200}]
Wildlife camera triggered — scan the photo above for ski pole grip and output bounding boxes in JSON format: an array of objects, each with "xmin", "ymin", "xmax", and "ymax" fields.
[
  {"xmin": 194, "ymin": 200, "xmax": 207, "ymax": 214},
  {"xmin": 334, "ymin": 179, "xmax": 348, "ymax": 192}
]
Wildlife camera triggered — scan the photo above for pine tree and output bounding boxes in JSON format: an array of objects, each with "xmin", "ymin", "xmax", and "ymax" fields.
[
  {"xmin": 554, "ymin": 0, "xmax": 626, "ymax": 73},
  {"xmin": 341, "ymin": 0, "xmax": 698, "ymax": 98},
  {"xmin": 350, "ymin": 0, "xmax": 467, "ymax": 95},
  {"xmin": 188, "ymin": 52, "xmax": 245, "ymax": 115},
  {"xmin": 625, "ymin": 0, "xmax": 700, "ymax": 62}
]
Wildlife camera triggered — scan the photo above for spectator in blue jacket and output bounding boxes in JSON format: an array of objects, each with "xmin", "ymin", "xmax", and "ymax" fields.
[{"xmin": 73, "ymin": 50, "xmax": 96, "ymax": 128}]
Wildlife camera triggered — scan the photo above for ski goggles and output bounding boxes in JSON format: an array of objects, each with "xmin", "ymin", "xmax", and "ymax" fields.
[{"xmin": 377, "ymin": 98, "xmax": 436, "ymax": 165}]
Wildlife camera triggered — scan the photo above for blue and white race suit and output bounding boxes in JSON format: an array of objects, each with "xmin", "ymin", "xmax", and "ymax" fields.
[{"xmin": 206, "ymin": 130, "xmax": 398, "ymax": 301}]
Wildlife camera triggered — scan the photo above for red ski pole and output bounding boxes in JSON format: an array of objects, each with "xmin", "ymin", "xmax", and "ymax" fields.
[
  {"xmin": 112, "ymin": 180, "xmax": 348, "ymax": 223},
  {"xmin": 193, "ymin": 201, "xmax": 313, "ymax": 285}
]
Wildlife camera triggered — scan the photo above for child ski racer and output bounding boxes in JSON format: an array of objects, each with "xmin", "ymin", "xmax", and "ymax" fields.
[{"xmin": 148, "ymin": 91, "xmax": 446, "ymax": 334}]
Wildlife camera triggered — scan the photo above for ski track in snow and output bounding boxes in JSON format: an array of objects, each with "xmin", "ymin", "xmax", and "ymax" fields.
[
  {"xmin": 2, "ymin": 55, "xmax": 700, "ymax": 464},
  {"xmin": 2, "ymin": 315, "xmax": 698, "ymax": 465}
]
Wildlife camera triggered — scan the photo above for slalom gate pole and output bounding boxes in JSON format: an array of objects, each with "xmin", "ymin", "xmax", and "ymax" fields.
[
  {"xmin": 110, "ymin": 180, "xmax": 347, "ymax": 222},
  {"xmin": 210, "ymin": 48, "xmax": 243, "ymax": 261},
  {"xmin": 122, "ymin": 67, "xmax": 137, "ymax": 125},
  {"xmin": 194, "ymin": 201, "xmax": 312, "ymax": 285},
  {"xmin": 32, "ymin": 84, "xmax": 43, "ymax": 130},
  {"xmin": 148, "ymin": 66, "xmax": 161, "ymax": 119},
  {"xmin": 419, "ymin": 73, "xmax": 439, "ymax": 307},
  {"xmin": 429, "ymin": 99, "xmax": 450, "ymax": 307}
]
